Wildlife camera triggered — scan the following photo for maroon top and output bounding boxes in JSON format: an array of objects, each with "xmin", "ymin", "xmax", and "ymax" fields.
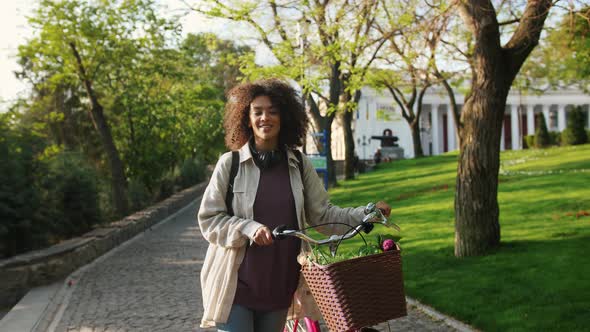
[{"xmin": 233, "ymin": 157, "xmax": 301, "ymax": 310}]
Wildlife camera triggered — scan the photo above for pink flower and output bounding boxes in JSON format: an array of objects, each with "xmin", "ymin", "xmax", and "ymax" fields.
[{"xmin": 382, "ymin": 239, "xmax": 396, "ymax": 252}]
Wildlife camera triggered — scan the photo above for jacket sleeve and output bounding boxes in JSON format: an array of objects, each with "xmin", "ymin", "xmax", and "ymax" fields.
[
  {"xmin": 197, "ymin": 152, "xmax": 264, "ymax": 248},
  {"xmin": 300, "ymin": 153, "xmax": 365, "ymax": 235}
]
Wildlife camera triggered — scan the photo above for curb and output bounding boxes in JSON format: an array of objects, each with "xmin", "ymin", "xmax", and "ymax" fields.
[{"xmin": 406, "ymin": 297, "xmax": 479, "ymax": 332}]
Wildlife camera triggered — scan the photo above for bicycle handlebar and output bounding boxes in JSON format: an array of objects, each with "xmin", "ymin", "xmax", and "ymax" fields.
[{"xmin": 272, "ymin": 202, "xmax": 400, "ymax": 248}]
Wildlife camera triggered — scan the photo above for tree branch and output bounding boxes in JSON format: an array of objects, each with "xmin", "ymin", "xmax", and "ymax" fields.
[
  {"xmin": 504, "ymin": 0, "xmax": 553, "ymax": 75},
  {"xmin": 454, "ymin": 0, "xmax": 502, "ymax": 59},
  {"xmin": 498, "ymin": 17, "xmax": 521, "ymax": 26},
  {"xmin": 387, "ymin": 85, "xmax": 411, "ymax": 122}
]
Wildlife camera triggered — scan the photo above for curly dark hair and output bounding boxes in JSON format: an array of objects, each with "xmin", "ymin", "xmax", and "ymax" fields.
[{"xmin": 223, "ymin": 78, "xmax": 309, "ymax": 150}]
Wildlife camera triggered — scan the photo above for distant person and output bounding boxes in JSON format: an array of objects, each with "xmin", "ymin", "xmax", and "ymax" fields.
[
  {"xmin": 374, "ymin": 148, "xmax": 382, "ymax": 164},
  {"xmin": 197, "ymin": 78, "xmax": 392, "ymax": 331}
]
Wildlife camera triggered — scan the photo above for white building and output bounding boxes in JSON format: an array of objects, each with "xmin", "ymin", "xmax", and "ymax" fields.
[{"xmin": 325, "ymin": 88, "xmax": 590, "ymax": 160}]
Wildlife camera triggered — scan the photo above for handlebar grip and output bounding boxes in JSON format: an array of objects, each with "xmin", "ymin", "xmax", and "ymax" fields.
[
  {"xmin": 362, "ymin": 222, "xmax": 374, "ymax": 234},
  {"xmin": 272, "ymin": 225, "xmax": 288, "ymax": 240},
  {"xmin": 364, "ymin": 202, "xmax": 376, "ymax": 214}
]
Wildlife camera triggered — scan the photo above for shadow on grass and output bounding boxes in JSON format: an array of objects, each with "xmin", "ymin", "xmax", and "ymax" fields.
[{"xmin": 401, "ymin": 235, "xmax": 590, "ymax": 332}]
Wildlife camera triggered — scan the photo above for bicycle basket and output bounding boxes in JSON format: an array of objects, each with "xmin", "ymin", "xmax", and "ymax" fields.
[{"xmin": 301, "ymin": 246, "xmax": 407, "ymax": 332}]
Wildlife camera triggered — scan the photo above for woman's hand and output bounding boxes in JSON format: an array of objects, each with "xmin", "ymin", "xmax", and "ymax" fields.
[
  {"xmin": 375, "ymin": 201, "xmax": 391, "ymax": 217},
  {"xmin": 252, "ymin": 226, "xmax": 273, "ymax": 246}
]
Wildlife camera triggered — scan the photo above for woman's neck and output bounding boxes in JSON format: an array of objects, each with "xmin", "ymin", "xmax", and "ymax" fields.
[{"xmin": 253, "ymin": 137, "xmax": 278, "ymax": 152}]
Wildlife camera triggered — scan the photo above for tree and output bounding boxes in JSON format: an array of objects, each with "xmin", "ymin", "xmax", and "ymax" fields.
[
  {"xmin": 534, "ymin": 113, "xmax": 551, "ymax": 148},
  {"xmin": 18, "ymin": 0, "xmax": 248, "ymax": 212},
  {"xmin": 517, "ymin": 6, "xmax": 590, "ymax": 93},
  {"xmin": 195, "ymin": 0, "xmax": 387, "ymax": 184},
  {"xmin": 371, "ymin": 0, "xmax": 459, "ymax": 158},
  {"xmin": 181, "ymin": 33, "xmax": 252, "ymax": 94},
  {"xmin": 452, "ymin": 0, "xmax": 553, "ymax": 257},
  {"xmin": 0, "ymin": 112, "xmax": 45, "ymax": 257},
  {"xmin": 561, "ymin": 106, "xmax": 588, "ymax": 145},
  {"xmin": 17, "ymin": 0, "xmax": 179, "ymax": 216}
]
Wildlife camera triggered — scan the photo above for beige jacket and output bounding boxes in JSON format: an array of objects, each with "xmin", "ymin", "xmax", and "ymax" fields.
[{"xmin": 197, "ymin": 143, "xmax": 365, "ymax": 328}]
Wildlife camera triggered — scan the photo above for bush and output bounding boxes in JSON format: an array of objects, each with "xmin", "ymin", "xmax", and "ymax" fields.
[
  {"xmin": 0, "ymin": 130, "xmax": 47, "ymax": 257},
  {"xmin": 524, "ymin": 135, "xmax": 535, "ymax": 149},
  {"xmin": 155, "ymin": 170, "xmax": 178, "ymax": 202},
  {"xmin": 549, "ymin": 131, "xmax": 561, "ymax": 146},
  {"xmin": 128, "ymin": 179, "xmax": 152, "ymax": 213},
  {"xmin": 561, "ymin": 106, "xmax": 588, "ymax": 146},
  {"xmin": 40, "ymin": 151, "xmax": 102, "ymax": 239},
  {"xmin": 179, "ymin": 157, "xmax": 206, "ymax": 189},
  {"xmin": 0, "ymin": 120, "xmax": 46, "ymax": 257},
  {"xmin": 153, "ymin": 157, "xmax": 207, "ymax": 202},
  {"xmin": 534, "ymin": 114, "xmax": 551, "ymax": 148}
]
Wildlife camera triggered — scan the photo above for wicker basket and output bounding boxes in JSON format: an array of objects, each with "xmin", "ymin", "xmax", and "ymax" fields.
[{"xmin": 301, "ymin": 247, "xmax": 407, "ymax": 332}]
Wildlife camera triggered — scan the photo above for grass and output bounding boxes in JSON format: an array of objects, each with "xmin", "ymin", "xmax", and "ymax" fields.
[{"xmin": 325, "ymin": 144, "xmax": 590, "ymax": 332}]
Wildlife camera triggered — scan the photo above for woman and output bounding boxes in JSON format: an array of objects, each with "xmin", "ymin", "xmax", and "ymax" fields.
[{"xmin": 198, "ymin": 78, "xmax": 391, "ymax": 331}]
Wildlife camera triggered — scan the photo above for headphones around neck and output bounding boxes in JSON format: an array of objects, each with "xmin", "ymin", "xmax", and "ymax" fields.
[{"xmin": 249, "ymin": 138, "xmax": 284, "ymax": 170}]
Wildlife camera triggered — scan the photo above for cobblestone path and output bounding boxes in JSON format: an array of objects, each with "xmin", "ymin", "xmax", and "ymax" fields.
[{"xmin": 52, "ymin": 200, "xmax": 461, "ymax": 332}]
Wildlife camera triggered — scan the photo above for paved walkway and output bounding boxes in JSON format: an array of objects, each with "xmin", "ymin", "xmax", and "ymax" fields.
[{"xmin": 48, "ymin": 199, "xmax": 466, "ymax": 332}]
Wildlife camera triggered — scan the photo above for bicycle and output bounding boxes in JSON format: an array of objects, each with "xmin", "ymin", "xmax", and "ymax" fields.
[{"xmin": 276, "ymin": 203, "xmax": 404, "ymax": 332}]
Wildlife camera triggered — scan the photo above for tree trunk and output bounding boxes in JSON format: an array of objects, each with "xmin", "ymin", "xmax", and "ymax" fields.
[
  {"xmin": 89, "ymin": 102, "xmax": 129, "ymax": 217},
  {"xmin": 69, "ymin": 42, "xmax": 128, "ymax": 217},
  {"xmin": 454, "ymin": 85, "xmax": 508, "ymax": 256},
  {"xmin": 326, "ymin": 62, "xmax": 342, "ymax": 187},
  {"xmin": 454, "ymin": 0, "xmax": 552, "ymax": 257},
  {"xmin": 410, "ymin": 120, "xmax": 424, "ymax": 158},
  {"xmin": 342, "ymin": 110, "xmax": 355, "ymax": 180},
  {"xmin": 325, "ymin": 115, "xmax": 336, "ymax": 187}
]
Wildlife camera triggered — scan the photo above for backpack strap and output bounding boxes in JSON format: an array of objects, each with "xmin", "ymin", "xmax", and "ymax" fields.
[
  {"xmin": 294, "ymin": 149, "xmax": 305, "ymax": 188},
  {"xmin": 225, "ymin": 151, "xmax": 239, "ymax": 216}
]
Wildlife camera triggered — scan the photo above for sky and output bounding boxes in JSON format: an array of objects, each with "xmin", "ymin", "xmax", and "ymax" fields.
[
  {"xmin": 0, "ymin": 0, "xmax": 34, "ymax": 111},
  {"xmin": 0, "ymin": 0, "xmax": 271, "ymax": 113}
]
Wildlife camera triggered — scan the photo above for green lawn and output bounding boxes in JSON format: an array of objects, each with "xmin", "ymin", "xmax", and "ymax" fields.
[{"xmin": 327, "ymin": 144, "xmax": 590, "ymax": 332}]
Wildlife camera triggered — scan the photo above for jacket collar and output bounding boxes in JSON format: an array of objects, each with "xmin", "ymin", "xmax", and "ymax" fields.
[{"xmin": 238, "ymin": 143, "xmax": 254, "ymax": 163}]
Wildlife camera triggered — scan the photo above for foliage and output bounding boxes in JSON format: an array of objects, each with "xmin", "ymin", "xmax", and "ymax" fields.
[
  {"xmin": 127, "ymin": 179, "xmax": 152, "ymax": 213},
  {"xmin": 561, "ymin": 106, "xmax": 588, "ymax": 145},
  {"xmin": 519, "ymin": 7, "xmax": 590, "ymax": 92},
  {"xmin": 549, "ymin": 131, "xmax": 561, "ymax": 146},
  {"xmin": 6, "ymin": 0, "xmax": 250, "ymax": 257},
  {"xmin": 17, "ymin": 0, "xmax": 243, "ymax": 206},
  {"xmin": 534, "ymin": 113, "xmax": 551, "ymax": 148},
  {"xmin": 40, "ymin": 151, "xmax": 102, "ymax": 239},
  {"xmin": 307, "ymin": 233, "xmax": 401, "ymax": 266},
  {"xmin": 523, "ymin": 135, "xmax": 535, "ymax": 149},
  {"xmin": 0, "ymin": 112, "xmax": 101, "ymax": 257},
  {"xmin": 0, "ymin": 112, "xmax": 46, "ymax": 257},
  {"xmin": 367, "ymin": 1, "xmax": 460, "ymax": 158},
  {"xmin": 199, "ymin": 0, "xmax": 388, "ymax": 184},
  {"xmin": 329, "ymin": 144, "xmax": 590, "ymax": 331},
  {"xmin": 179, "ymin": 157, "xmax": 207, "ymax": 189}
]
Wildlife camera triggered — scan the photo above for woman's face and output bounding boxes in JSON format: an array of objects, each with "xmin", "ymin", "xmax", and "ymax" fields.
[{"xmin": 248, "ymin": 95, "xmax": 281, "ymax": 150}]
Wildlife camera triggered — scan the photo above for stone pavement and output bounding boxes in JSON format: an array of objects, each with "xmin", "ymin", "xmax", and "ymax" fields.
[{"xmin": 47, "ymin": 199, "xmax": 470, "ymax": 332}]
